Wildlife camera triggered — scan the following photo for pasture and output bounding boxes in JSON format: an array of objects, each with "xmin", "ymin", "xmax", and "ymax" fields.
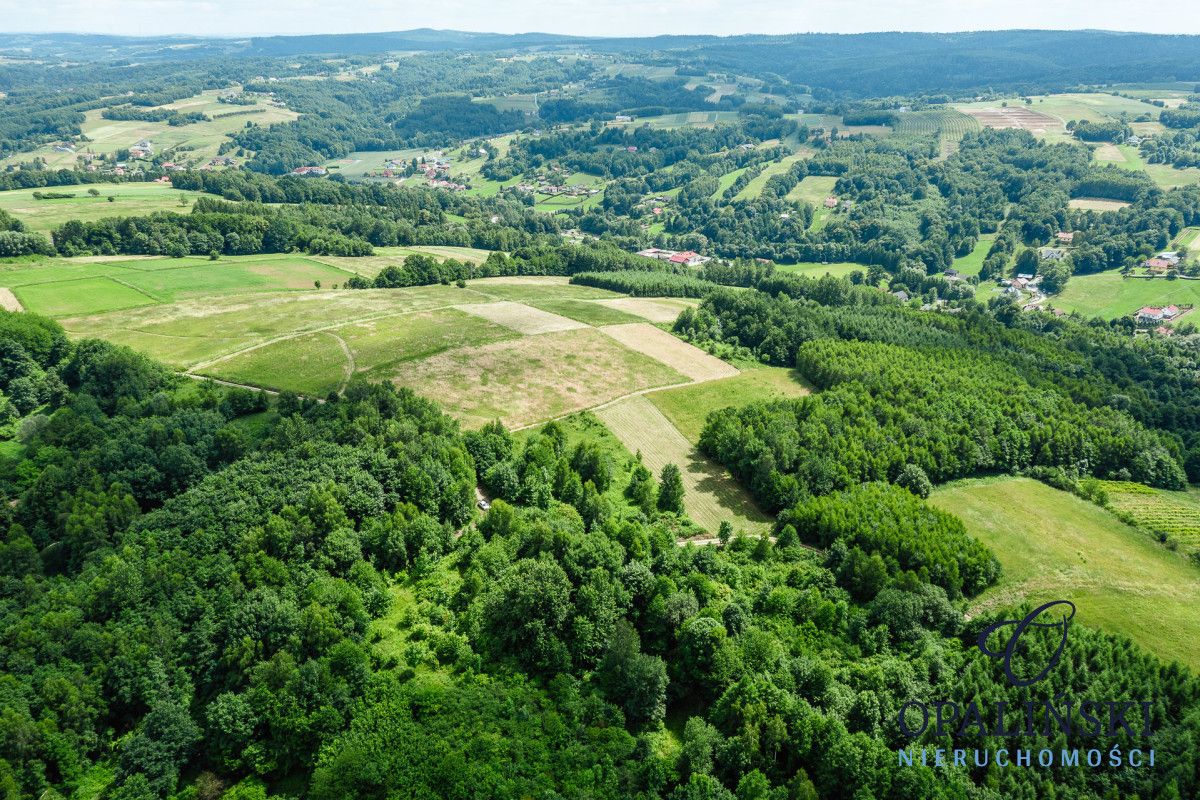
[
  {"xmin": 785, "ymin": 175, "xmax": 840, "ymax": 229},
  {"xmin": 773, "ymin": 261, "xmax": 867, "ymax": 280},
  {"xmin": 0, "ymin": 89, "xmax": 297, "ymax": 170},
  {"xmin": 711, "ymin": 167, "xmax": 750, "ymax": 198},
  {"xmin": 1106, "ymin": 145, "xmax": 1200, "ymax": 190},
  {"xmin": 733, "ymin": 153, "xmax": 808, "ymax": 200},
  {"xmin": 595, "ymin": 395, "xmax": 772, "ymax": 534},
  {"xmin": 648, "ymin": 367, "xmax": 810, "ymax": 442},
  {"xmin": 930, "ymin": 477, "xmax": 1200, "ymax": 670},
  {"xmin": 3, "ymin": 254, "xmax": 354, "ymax": 314},
  {"xmin": 0, "ymin": 182, "xmax": 208, "ymax": 232},
  {"xmin": 203, "ymin": 308, "xmax": 519, "ymax": 396},
  {"xmin": 1050, "ymin": 272, "xmax": 1200, "ymax": 319},
  {"xmin": 951, "ymin": 233, "xmax": 996, "ymax": 276},
  {"xmin": 1067, "ymin": 197, "xmax": 1131, "ymax": 211},
  {"xmin": 391, "ymin": 326, "xmax": 687, "ymax": 429}
]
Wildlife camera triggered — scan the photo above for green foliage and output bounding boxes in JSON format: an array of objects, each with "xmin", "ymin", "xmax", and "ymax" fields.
[{"xmin": 657, "ymin": 463, "xmax": 685, "ymax": 514}]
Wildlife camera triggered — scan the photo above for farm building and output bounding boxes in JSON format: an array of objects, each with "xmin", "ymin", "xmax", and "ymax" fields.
[
  {"xmin": 292, "ymin": 166, "xmax": 328, "ymax": 176},
  {"xmin": 637, "ymin": 248, "xmax": 677, "ymax": 261},
  {"xmin": 1136, "ymin": 305, "xmax": 1181, "ymax": 324},
  {"xmin": 669, "ymin": 251, "xmax": 708, "ymax": 266},
  {"xmin": 1143, "ymin": 258, "xmax": 1172, "ymax": 273},
  {"xmin": 1039, "ymin": 248, "xmax": 1067, "ymax": 260}
]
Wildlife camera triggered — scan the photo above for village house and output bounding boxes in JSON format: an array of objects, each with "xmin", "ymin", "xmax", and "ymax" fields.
[
  {"xmin": 823, "ymin": 196, "xmax": 838, "ymax": 208},
  {"xmin": 1136, "ymin": 305, "xmax": 1181, "ymax": 325},
  {"xmin": 1143, "ymin": 257, "xmax": 1172, "ymax": 274},
  {"xmin": 291, "ymin": 166, "xmax": 327, "ymax": 176},
  {"xmin": 891, "ymin": 290, "xmax": 910, "ymax": 302},
  {"xmin": 1039, "ymin": 247, "xmax": 1066, "ymax": 260},
  {"xmin": 1055, "ymin": 231, "xmax": 1075, "ymax": 244},
  {"xmin": 669, "ymin": 251, "xmax": 708, "ymax": 266}
]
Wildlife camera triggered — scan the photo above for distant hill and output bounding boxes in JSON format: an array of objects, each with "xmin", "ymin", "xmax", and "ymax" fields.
[{"xmin": 1, "ymin": 29, "xmax": 1198, "ymax": 96}]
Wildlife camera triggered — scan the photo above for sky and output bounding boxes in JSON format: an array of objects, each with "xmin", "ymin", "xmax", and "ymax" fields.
[{"xmin": 0, "ymin": 0, "xmax": 1196, "ymax": 38}]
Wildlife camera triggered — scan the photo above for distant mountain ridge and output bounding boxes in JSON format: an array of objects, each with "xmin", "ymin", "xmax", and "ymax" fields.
[{"xmin": 1, "ymin": 28, "xmax": 1198, "ymax": 95}]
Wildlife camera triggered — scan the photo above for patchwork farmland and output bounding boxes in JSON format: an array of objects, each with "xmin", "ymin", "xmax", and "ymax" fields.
[{"xmin": 0, "ymin": 254, "xmax": 791, "ymax": 535}]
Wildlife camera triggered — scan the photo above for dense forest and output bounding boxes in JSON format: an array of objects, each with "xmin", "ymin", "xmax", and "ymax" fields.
[{"xmin": 1, "ymin": 310, "xmax": 1198, "ymax": 800}]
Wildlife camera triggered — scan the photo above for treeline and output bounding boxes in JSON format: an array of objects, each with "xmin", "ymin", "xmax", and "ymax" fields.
[
  {"xmin": 101, "ymin": 106, "xmax": 209, "ymax": 126},
  {"xmin": 1160, "ymin": 108, "xmax": 1200, "ymax": 129},
  {"xmin": 1070, "ymin": 119, "xmax": 1129, "ymax": 142},
  {"xmin": 699, "ymin": 338, "xmax": 1185, "ymax": 524},
  {"xmin": 781, "ymin": 482, "xmax": 1000, "ymax": 599},
  {"xmin": 570, "ymin": 269, "xmax": 718, "ymax": 297},
  {"xmin": 0, "ymin": 209, "xmax": 55, "ymax": 256}
]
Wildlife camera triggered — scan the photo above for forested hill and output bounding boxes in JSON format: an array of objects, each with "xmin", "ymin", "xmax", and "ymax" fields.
[{"xmin": 3, "ymin": 29, "xmax": 1200, "ymax": 95}]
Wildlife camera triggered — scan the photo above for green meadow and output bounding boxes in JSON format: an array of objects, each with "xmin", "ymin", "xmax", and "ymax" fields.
[
  {"xmin": 931, "ymin": 477, "xmax": 1200, "ymax": 671},
  {"xmin": 648, "ymin": 367, "xmax": 810, "ymax": 442},
  {"xmin": 1051, "ymin": 272, "xmax": 1200, "ymax": 320},
  {"xmin": 0, "ymin": 182, "xmax": 208, "ymax": 232},
  {"xmin": 773, "ymin": 261, "xmax": 868, "ymax": 280},
  {"xmin": 951, "ymin": 233, "xmax": 996, "ymax": 276}
]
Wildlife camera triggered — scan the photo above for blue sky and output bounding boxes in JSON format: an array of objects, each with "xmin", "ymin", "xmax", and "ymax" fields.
[{"xmin": 1, "ymin": 0, "xmax": 1195, "ymax": 37}]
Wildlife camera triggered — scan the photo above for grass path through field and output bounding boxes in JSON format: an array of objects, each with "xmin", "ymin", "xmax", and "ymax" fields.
[
  {"xmin": 184, "ymin": 300, "xmax": 472, "ymax": 373},
  {"xmin": 595, "ymin": 395, "xmax": 772, "ymax": 534}
]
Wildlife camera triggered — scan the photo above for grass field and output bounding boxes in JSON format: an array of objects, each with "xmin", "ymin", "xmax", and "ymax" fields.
[
  {"xmin": 1, "ymin": 89, "xmax": 297, "ymax": 170},
  {"xmin": 0, "ymin": 182, "xmax": 208, "ymax": 232},
  {"xmin": 733, "ymin": 154, "xmax": 807, "ymax": 201},
  {"xmin": 595, "ymin": 395, "xmax": 771, "ymax": 534},
  {"xmin": 773, "ymin": 261, "xmax": 867, "ymax": 280},
  {"xmin": 1095, "ymin": 144, "xmax": 1200, "ymax": 189},
  {"xmin": 62, "ymin": 283, "xmax": 490, "ymax": 368},
  {"xmin": 1068, "ymin": 197, "xmax": 1131, "ymax": 211},
  {"xmin": 1050, "ymin": 272, "xmax": 1200, "ymax": 319},
  {"xmin": 1099, "ymin": 481, "xmax": 1200, "ymax": 554},
  {"xmin": 524, "ymin": 298, "xmax": 646, "ymax": 326},
  {"xmin": 648, "ymin": 367, "xmax": 810, "ymax": 441},
  {"xmin": 1172, "ymin": 227, "xmax": 1200, "ymax": 249},
  {"xmin": 784, "ymin": 176, "xmax": 839, "ymax": 229},
  {"xmin": 930, "ymin": 477, "xmax": 1200, "ymax": 670},
  {"xmin": 712, "ymin": 166, "xmax": 750, "ymax": 198},
  {"xmin": 204, "ymin": 308, "xmax": 518, "ymax": 395},
  {"xmin": 3, "ymin": 254, "xmax": 356, "ymax": 315},
  {"xmin": 951, "ymin": 234, "xmax": 996, "ymax": 276},
  {"xmin": 391, "ymin": 326, "xmax": 689, "ymax": 429}
]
